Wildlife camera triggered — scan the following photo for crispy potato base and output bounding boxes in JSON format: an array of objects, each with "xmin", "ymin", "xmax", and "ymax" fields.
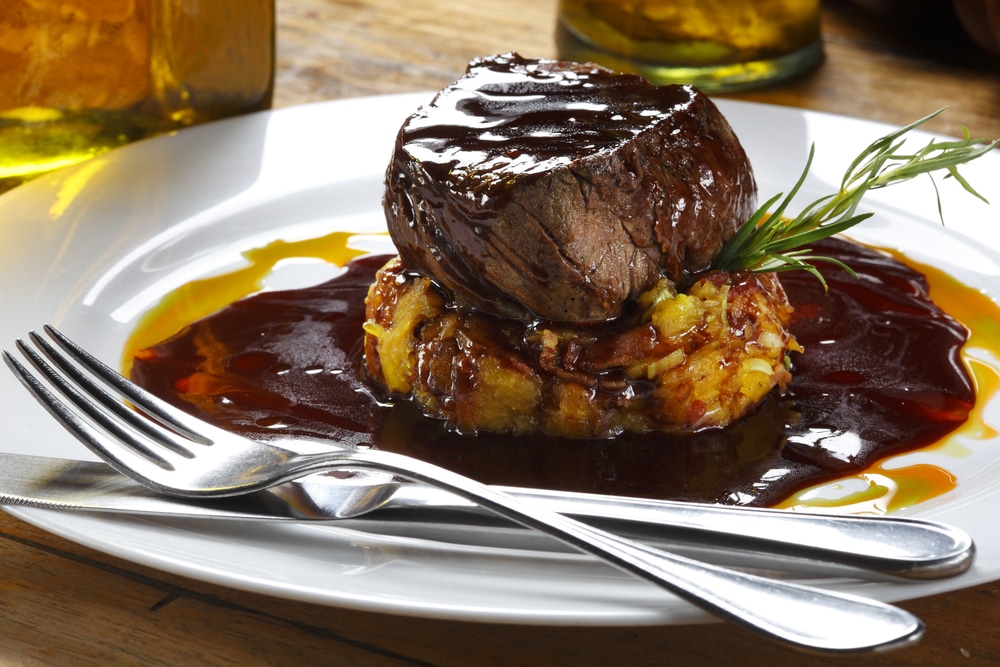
[{"xmin": 364, "ymin": 257, "xmax": 799, "ymax": 438}]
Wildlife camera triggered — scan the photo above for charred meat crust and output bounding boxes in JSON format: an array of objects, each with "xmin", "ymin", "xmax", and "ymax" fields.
[{"xmin": 383, "ymin": 52, "xmax": 757, "ymax": 324}]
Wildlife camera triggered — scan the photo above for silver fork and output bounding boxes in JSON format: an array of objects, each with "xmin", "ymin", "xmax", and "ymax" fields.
[{"xmin": 4, "ymin": 325, "xmax": 924, "ymax": 654}]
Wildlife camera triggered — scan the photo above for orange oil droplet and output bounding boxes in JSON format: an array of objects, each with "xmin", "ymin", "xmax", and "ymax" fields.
[
  {"xmin": 779, "ymin": 248, "xmax": 1000, "ymax": 513},
  {"xmin": 885, "ymin": 250, "xmax": 1000, "ymax": 451},
  {"xmin": 121, "ymin": 230, "xmax": 378, "ymax": 373},
  {"xmin": 776, "ymin": 463, "xmax": 957, "ymax": 514}
]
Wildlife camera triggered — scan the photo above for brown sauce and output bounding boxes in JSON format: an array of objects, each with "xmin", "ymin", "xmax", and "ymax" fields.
[{"xmin": 129, "ymin": 237, "xmax": 976, "ymax": 507}]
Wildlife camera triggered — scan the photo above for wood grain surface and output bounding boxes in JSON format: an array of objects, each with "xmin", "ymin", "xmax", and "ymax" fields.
[{"xmin": 1, "ymin": 1, "xmax": 999, "ymax": 665}]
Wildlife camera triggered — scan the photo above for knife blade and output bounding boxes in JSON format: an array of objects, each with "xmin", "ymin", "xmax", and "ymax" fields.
[{"xmin": 0, "ymin": 451, "xmax": 974, "ymax": 580}]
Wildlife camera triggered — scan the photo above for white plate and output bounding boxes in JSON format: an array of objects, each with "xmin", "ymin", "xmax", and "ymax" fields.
[{"xmin": 1, "ymin": 94, "xmax": 999, "ymax": 626}]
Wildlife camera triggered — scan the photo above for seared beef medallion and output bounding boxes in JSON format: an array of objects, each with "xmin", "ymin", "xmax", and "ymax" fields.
[
  {"xmin": 367, "ymin": 54, "xmax": 796, "ymax": 437},
  {"xmin": 383, "ymin": 52, "xmax": 758, "ymax": 324}
]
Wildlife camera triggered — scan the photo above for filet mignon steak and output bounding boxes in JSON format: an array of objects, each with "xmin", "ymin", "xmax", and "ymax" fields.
[{"xmin": 383, "ymin": 53, "xmax": 757, "ymax": 324}]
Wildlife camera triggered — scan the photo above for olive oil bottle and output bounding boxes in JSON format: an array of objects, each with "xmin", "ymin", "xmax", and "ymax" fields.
[{"xmin": 0, "ymin": 0, "xmax": 274, "ymax": 193}]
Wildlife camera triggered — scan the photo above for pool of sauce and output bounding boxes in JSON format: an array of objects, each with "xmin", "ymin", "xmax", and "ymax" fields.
[{"xmin": 129, "ymin": 237, "xmax": 978, "ymax": 507}]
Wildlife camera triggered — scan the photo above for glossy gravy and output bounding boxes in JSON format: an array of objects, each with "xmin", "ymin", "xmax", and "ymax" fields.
[{"xmin": 127, "ymin": 236, "xmax": 984, "ymax": 507}]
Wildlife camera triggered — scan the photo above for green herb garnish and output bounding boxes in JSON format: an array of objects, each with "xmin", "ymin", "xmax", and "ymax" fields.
[{"xmin": 711, "ymin": 108, "xmax": 1000, "ymax": 285}]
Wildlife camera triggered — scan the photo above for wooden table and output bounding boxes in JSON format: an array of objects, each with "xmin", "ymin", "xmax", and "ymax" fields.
[{"xmin": 2, "ymin": 1, "xmax": 999, "ymax": 665}]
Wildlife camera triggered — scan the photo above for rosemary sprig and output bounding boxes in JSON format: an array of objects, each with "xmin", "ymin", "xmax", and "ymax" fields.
[{"xmin": 710, "ymin": 108, "xmax": 1000, "ymax": 285}]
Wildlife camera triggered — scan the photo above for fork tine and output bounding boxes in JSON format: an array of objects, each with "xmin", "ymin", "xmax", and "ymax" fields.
[
  {"xmin": 43, "ymin": 325, "xmax": 212, "ymax": 445},
  {"xmin": 10, "ymin": 337, "xmax": 186, "ymax": 467},
  {"xmin": 2, "ymin": 348, "xmax": 175, "ymax": 475},
  {"xmin": 25, "ymin": 332, "xmax": 197, "ymax": 460}
]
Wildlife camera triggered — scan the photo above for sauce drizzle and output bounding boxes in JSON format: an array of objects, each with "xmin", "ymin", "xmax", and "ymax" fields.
[{"xmin": 127, "ymin": 235, "xmax": 989, "ymax": 508}]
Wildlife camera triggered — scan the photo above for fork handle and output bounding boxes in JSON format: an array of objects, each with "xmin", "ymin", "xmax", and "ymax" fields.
[{"xmin": 302, "ymin": 448, "xmax": 923, "ymax": 653}]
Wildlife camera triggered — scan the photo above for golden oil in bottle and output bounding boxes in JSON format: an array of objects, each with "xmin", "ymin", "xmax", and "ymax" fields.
[
  {"xmin": 557, "ymin": 0, "xmax": 823, "ymax": 92},
  {"xmin": 0, "ymin": 0, "xmax": 274, "ymax": 193}
]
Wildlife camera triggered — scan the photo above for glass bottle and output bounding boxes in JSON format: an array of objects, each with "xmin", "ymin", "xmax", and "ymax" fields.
[{"xmin": 0, "ymin": 0, "xmax": 275, "ymax": 193}]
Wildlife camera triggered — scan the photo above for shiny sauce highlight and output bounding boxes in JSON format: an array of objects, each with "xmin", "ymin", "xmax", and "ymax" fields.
[{"xmin": 127, "ymin": 235, "xmax": 991, "ymax": 508}]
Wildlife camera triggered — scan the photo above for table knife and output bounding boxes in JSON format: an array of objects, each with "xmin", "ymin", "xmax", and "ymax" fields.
[{"xmin": 0, "ymin": 451, "xmax": 974, "ymax": 580}]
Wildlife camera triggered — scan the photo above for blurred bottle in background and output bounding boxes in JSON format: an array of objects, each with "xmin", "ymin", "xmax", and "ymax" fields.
[
  {"xmin": 556, "ymin": 0, "xmax": 823, "ymax": 92},
  {"xmin": 0, "ymin": 0, "xmax": 274, "ymax": 194}
]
